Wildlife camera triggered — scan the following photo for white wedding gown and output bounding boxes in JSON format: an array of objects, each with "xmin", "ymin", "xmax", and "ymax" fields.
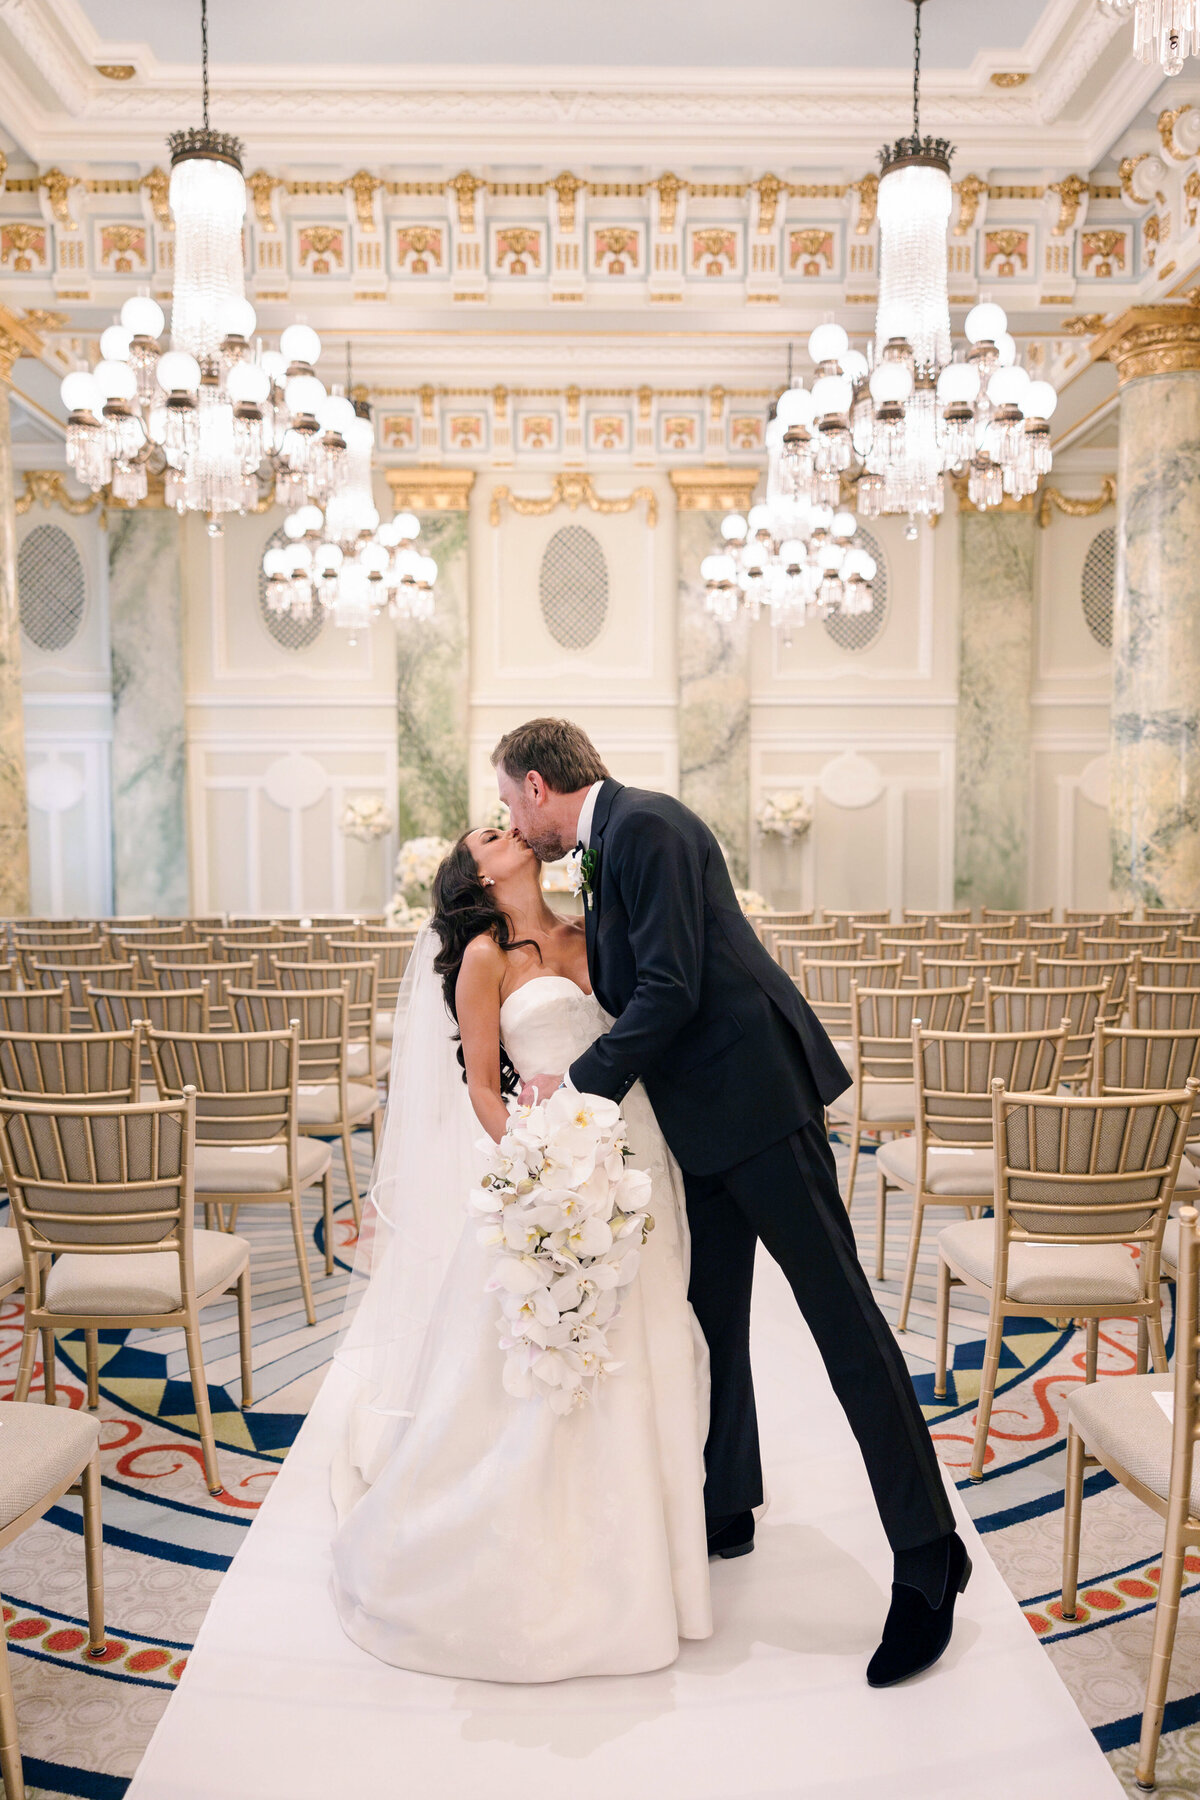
[{"xmin": 330, "ymin": 974, "xmax": 713, "ymax": 1681}]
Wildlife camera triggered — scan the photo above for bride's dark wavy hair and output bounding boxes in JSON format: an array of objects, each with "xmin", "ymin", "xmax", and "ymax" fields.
[{"xmin": 430, "ymin": 834, "xmax": 540, "ymax": 1095}]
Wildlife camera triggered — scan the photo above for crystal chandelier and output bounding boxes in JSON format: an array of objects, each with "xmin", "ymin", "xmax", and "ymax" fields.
[
  {"xmin": 262, "ymin": 403, "xmax": 438, "ymax": 640},
  {"xmin": 59, "ymin": 0, "xmax": 347, "ymax": 530},
  {"xmin": 1103, "ymin": 0, "xmax": 1199, "ymax": 75},
  {"xmin": 770, "ymin": 0, "xmax": 1057, "ymax": 525}
]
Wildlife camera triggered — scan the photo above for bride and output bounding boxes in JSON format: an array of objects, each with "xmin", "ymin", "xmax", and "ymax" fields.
[{"xmin": 329, "ymin": 823, "xmax": 712, "ymax": 1681}]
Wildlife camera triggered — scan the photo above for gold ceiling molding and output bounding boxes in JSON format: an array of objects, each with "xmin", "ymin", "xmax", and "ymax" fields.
[
  {"xmin": 848, "ymin": 173, "xmax": 878, "ymax": 236},
  {"xmin": 95, "ymin": 64, "xmax": 135, "ymax": 80},
  {"xmin": 14, "ymin": 470, "xmax": 100, "ymax": 517},
  {"xmin": 1036, "ymin": 478, "xmax": 1116, "ymax": 529},
  {"xmin": 0, "ymin": 306, "xmax": 44, "ymax": 383},
  {"xmin": 247, "ymin": 170, "xmax": 283, "ymax": 231},
  {"xmin": 385, "ymin": 468, "xmax": 476, "ymax": 512},
  {"xmin": 490, "ymin": 473, "xmax": 658, "ymax": 527},
  {"xmin": 1049, "ymin": 174, "xmax": 1089, "ymax": 236},
  {"xmin": 140, "ymin": 167, "xmax": 170, "ymax": 228},
  {"xmin": 346, "ymin": 170, "xmax": 383, "ymax": 231},
  {"xmin": 990, "ymin": 71, "xmax": 1029, "ymax": 87},
  {"xmin": 1062, "ymin": 312, "xmax": 1107, "ymax": 335},
  {"xmin": 1091, "ymin": 305, "xmax": 1200, "ymax": 383},
  {"xmin": 953, "ymin": 174, "xmax": 987, "ymax": 237},
  {"xmin": 1158, "ymin": 102, "xmax": 1194, "ymax": 162},
  {"xmin": 668, "ymin": 468, "xmax": 760, "ymax": 513}
]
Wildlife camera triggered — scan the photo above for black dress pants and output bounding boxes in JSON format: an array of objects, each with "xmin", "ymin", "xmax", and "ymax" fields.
[{"xmin": 683, "ymin": 1115, "xmax": 955, "ymax": 1554}]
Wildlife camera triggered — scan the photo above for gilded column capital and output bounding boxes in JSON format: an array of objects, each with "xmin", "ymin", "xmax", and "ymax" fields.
[
  {"xmin": 0, "ymin": 307, "xmax": 45, "ymax": 384},
  {"xmin": 1091, "ymin": 305, "xmax": 1200, "ymax": 384}
]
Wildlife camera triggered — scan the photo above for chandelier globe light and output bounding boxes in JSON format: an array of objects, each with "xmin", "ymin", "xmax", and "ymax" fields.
[
  {"xmin": 60, "ymin": 0, "xmax": 346, "ymax": 531},
  {"xmin": 766, "ymin": 0, "xmax": 1056, "ymax": 529},
  {"xmin": 1102, "ymin": 0, "xmax": 1199, "ymax": 76}
]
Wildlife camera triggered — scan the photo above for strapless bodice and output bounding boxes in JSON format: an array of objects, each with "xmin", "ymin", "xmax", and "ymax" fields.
[{"xmin": 500, "ymin": 976, "xmax": 612, "ymax": 1082}]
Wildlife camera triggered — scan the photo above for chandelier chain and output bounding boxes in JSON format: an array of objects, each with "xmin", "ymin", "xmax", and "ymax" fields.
[
  {"xmin": 201, "ymin": 0, "xmax": 209, "ymax": 131},
  {"xmin": 912, "ymin": 0, "xmax": 922, "ymax": 139}
]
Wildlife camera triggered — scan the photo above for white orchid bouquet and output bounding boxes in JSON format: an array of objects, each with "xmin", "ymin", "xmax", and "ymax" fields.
[
  {"xmin": 472, "ymin": 1089, "xmax": 653, "ymax": 1415},
  {"xmin": 394, "ymin": 834, "xmax": 454, "ymax": 904},
  {"xmin": 340, "ymin": 795, "xmax": 393, "ymax": 842},
  {"xmin": 756, "ymin": 790, "xmax": 813, "ymax": 842}
]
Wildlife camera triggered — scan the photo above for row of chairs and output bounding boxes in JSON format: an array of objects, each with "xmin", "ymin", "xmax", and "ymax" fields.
[{"xmin": 750, "ymin": 905, "xmax": 1199, "ymax": 937}]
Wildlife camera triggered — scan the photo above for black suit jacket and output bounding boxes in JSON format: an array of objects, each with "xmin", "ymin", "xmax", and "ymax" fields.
[{"xmin": 568, "ymin": 781, "xmax": 851, "ymax": 1177}]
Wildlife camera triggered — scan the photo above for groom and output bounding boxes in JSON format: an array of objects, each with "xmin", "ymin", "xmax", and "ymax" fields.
[{"xmin": 494, "ymin": 717, "xmax": 968, "ymax": 1687}]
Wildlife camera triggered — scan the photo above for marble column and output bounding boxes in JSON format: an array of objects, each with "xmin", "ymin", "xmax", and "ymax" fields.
[
  {"xmin": 385, "ymin": 471, "xmax": 474, "ymax": 840},
  {"xmin": 953, "ymin": 504, "xmax": 1036, "ymax": 909},
  {"xmin": 0, "ymin": 308, "xmax": 44, "ymax": 917},
  {"xmin": 1095, "ymin": 306, "xmax": 1200, "ymax": 908},
  {"xmin": 109, "ymin": 508, "xmax": 189, "ymax": 915},
  {"xmin": 676, "ymin": 495, "xmax": 751, "ymax": 887}
]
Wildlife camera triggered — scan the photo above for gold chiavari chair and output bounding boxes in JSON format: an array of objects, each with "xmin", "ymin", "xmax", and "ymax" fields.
[
  {"xmin": 128, "ymin": 941, "xmax": 215, "ymax": 986},
  {"xmin": 980, "ymin": 935, "xmax": 1066, "ymax": 981},
  {"xmin": 0, "ymin": 1026, "xmax": 143, "ymax": 1107},
  {"xmin": 1117, "ymin": 919, "xmax": 1185, "ymax": 954},
  {"xmin": 176, "ymin": 916, "xmax": 226, "ymax": 937},
  {"xmin": 86, "ymin": 984, "xmax": 211, "ymax": 1036},
  {"xmin": 778, "ymin": 937, "xmax": 864, "ymax": 976},
  {"xmin": 0, "ymin": 985, "xmax": 70, "ymax": 1035},
  {"xmin": 918, "ymin": 955, "xmax": 1021, "ymax": 1025},
  {"xmin": 328, "ymin": 938, "xmax": 410, "ymax": 1043},
  {"xmin": 1036, "ymin": 955, "xmax": 1131, "ymax": 1026},
  {"xmin": 745, "ymin": 910, "xmax": 813, "ymax": 946},
  {"xmin": 0, "ymin": 1089, "xmax": 252, "ymax": 1493},
  {"xmin": 1094, "ymin": 1023, "xmax": 1200, "ymax": 1179},
  {"xmin": 354, "ymin": 923, "xmax": 418, "ymax": 944},
  {"xmin": 759, "ymin": 921, "xmax": 833, "ymax": 962},
  {"xmin": 152, "ymin": 961, "xmax": 254, "ymax": 1029},
  {"xmin": 1130, "ymin": 985, "xmax": 1200, "ymax": 1032},
  {"xmin": 858, "ymin": 920, "xmax": 932, "ymax": 954},
  {"xmin": 106, "ymin": 924, "xmax": 188, "ymax": 955},
  {"xmin": 274, "ymin": 963, "xmax": 383, "ymax": 1196},
  {"xmin": 1027, "ymin": 919, "xmax": 1093, "ymax": 957},
  {"xmin": 828, "ymin": 983, "xmax": 971, "ymax": 1218},
  {"xmin": 1178, "ymin": 934, "xmax": 1200, "ymax": 959},
  {"xmin": 984, "ymin": 979, "xmax": 1110, "ymax": 1091},
  {"xmin": 1144, "ymin": 908, "xmax": 1199, "ymax": 927},
  {"xmin": 1084, "ymin": 933, "xmax": 1168, "ymax": 967},
  {"xmin": 148, "ymin": 1025, "xmax": 331, "ymax": 1324},
  {"xmin": 31, "ymin": 962, "xmax": 136, "ymax": 1029},
  {"xmin": 980, "ymin": 907, "xmax": 1054, "ymax": 931},
  {"xmin": 793, "ymin": 958, "xmax": 902, "ymax": 1050},
  {"xmin": 878, "ymin": 1021, "xmax": 1068, "ymax": 1332},
  {"xmin": 1063, "ymin": 1202, "xmax": 1200, "ymax": 1790},
  {"xmin": 17, "ymin": 942, "xmax": 107, "ymax": 985},
  {"xmin": 255, "ymin": 941, "xmax": 316, "ymax": 985},
  {"xmin": 0, "ymin": 962, "xmax": 15, "ymax": 992},
  {"xmin": 822, "ymin": 909, "xmax": 891, "ymax": 928},
  {"xmin": 937, "ymin": 1080, "xmax": 1196, "ymax": 1483},
  {"xmin": 1064, "ymin": 909, "xmax": 1132, "ymax": 926},
  {"xmin": 1136, "ymin": 955, "xmax": 1200, "ymax": 991},
  {"xmin": 12, "ymin": 926, "xmax": 100, "ymax": 952},
  {"xmin": 904, "ymin": 908, "xmax": 971, "ymax": 928},
  {"xmin": 0, "ymin": 1402, "xmax": 105, "ymax": 1800},
  {"xmin": 878, "ymin": 937, "xmax": 961, "ymax": 988},
  {"xmin": 942, "ymin": 921, "xmax": 1013, "ymax": 954}
]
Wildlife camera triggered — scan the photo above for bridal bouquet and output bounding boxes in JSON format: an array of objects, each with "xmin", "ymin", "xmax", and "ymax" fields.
[{"xmin": 472, "ymin": 1090, "xmax": 653, "ymax": 1414}]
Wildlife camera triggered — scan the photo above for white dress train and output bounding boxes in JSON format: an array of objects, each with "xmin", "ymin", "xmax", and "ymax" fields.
[{"xmin": 330, "ymin": 975, "xmax": 712, "ymax": 1681}]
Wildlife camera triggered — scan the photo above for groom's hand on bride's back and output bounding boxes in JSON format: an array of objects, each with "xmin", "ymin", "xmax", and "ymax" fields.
[{"xmin": 519, "ymin": 1073, "xmax": 564, "ymax": 1105}]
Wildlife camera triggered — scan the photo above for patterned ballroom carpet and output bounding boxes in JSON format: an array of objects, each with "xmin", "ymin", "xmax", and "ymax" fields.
[{"xmin": 4, "ymin": 1123, "xmax": 1200, "ymax": 1799}]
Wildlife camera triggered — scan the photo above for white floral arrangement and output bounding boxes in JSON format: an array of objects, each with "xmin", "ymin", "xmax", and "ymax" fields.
[
  {"xmin": 382, "ymin": 899, "xmax": 431, "ymax": 930},
  {"xmin": 756, "ymin": 790, "xmax": 813, "ymax": 842},
  {"xmin": 472, "ymin": 1089, "xmax": 653, "ymax": 1414},
  {"xmin": 394, "ymin": 834, "xmax": 454, "ymax": 903},
  {"xmin": 340, "ymin": 795, "xmax": 393, "ymax": 842},
  {"xmin": 735, "ymin": 888, "xmax": 770, "ymax": 914},
  {"xmin": 483, "ymin": 800, "xmax": 511, "ymax": 831}
]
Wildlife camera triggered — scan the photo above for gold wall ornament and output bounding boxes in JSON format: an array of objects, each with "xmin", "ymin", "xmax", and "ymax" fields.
[
  {"xmin": 668, "ymin": 467, "xmax": 760, "ymax": 513},
  {"xmin": 384, "ymin": 468, "xmax": 475, "ymax": 513},
  {"xmin": 0, "ymin": 150, "xmax": 8, "ymax": 191},
  {"xmin": 1186, "ymin": 168, "xmax": 1200, "ymax": 228},
  {"xmin": 1049, "ymin": 174, "xmax": 1089, "ymax": 236},
  {"xmin": 495, "ymin": 227, "xmax": 540, "ymax": 274},
  {"xmin": 1091, "ymin": 305, "xmax": 1200, "ymax": 383},
  {"xmin": 246, "ymin": 170, "xmax": 282, "ymax": 232},
  {"xmin": 99, "ymin": 223, "xmax": 147, "ymax": 273},
  {"xmin": 953, "ymin": 173, "xmax": 988, "ymax": 238},
  {"xmin": 394, "ymin": 225, "xmax": 443, "ymax": 272},
  {"xmin": 38, "ymin": 168, "xmax": 78, "ymax": 229},
  {"xmin": 1158, "ymin": 102, "xmax": 1195, "ymax": 162},
  {"xmin": 0, "ymin": 306, "xmax": 43, "ymax": 382},
  {"xmin": 1036, "ymin": 478, "xmax": 1116, "ymax": 528},
  {"xmin": 139, "ymin": 167, "xmax": 171, "ymax": 228},
  {"xmin": 418, "ymin": 383, "xmax": 436, "ymax": 421},
  {"xmin": 1081, "ymin": 229, "xmax": 1127, "ymax": 277},
  {"xmin": 653, "ymin": 172, "xmax": 684, "ymax": 233},
  {"xmin": 788, "ymin": 228, "xmax": 834, "ymax": 273},
  {"xmin": 990, "ymin": 71, "xmax": 1029, "ymax": 87},
  {"xmin": 1118, "ymin": 153, "xmax": 1163, "ymax": 208},
  {"xmin": 14, "ymin": 470, "xmax": 101, "ymax": 516},
  {"xmin": 95, "ymin": 64, "xmax": 135, "ymax": 80},
  {"xmin": 345, "ymin": 169, "xmax": 383, "ymax": 231},
  {"xmin": 1063, "ymin": 312, "xmax": 1107, "ymax": 335},
  {"xmin": 848, "ymin": 172, "xmax": 879, "ymax": 236},
  {"xmin": 983, "ymin": 228, "xmax": 1028, "ymax": 274},
  {"xmin": 593, "ymin": 226, "xmax": 639, "ymax": 274},
  {"xmin": 551, "ymin": 171, "xmax": 583, "ymax": 233},
  {"xmin": 297, "ymin": 224, "xmax": 345, "ymax": 272},
  {"xmin": 20, "ymin": 308, "xmax": 67, "ymax": 332},
  {"xmin": 752, "ymin": 173, "xmax": 784, "ymax": 233},
  {"xmin": 489, "ymin": 473, "xmax": 658, "ymax": 527},
  {"xmin": 0, "ymin": 224, "xmax": 47, "ymax": 271},
  {"xmin": 448, "ymin": 170, "xmax": 481, "ymax": 231},
  {"xmin": 1143, "ymin": 213, "xmax": 1163, "ymax": 268}
]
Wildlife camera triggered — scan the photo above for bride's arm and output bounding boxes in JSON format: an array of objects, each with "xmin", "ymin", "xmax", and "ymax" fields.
[{"xmin": 455, "ymin": 936, "xmax": 512, "ymax": 1143}]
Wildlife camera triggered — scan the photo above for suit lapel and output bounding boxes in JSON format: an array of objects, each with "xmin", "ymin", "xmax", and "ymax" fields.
[{"xmin": 583, "ymin": 779, "xmax": 621, "ymax": 978}]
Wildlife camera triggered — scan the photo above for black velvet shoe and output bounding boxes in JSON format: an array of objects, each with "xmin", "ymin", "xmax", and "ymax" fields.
[
  {"xmin": 866, "ymin": 1532, "xmax": 972, "ymax": 1687},
  {"xmin": 707, "ymin": 1511, "xmax": 755, "ymax": 1560}
]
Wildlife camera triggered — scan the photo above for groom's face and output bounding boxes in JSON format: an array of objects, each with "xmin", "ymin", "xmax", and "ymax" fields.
[{"xmin": 497, "ymin": 767, "xmax": 572, "ymax": 864}]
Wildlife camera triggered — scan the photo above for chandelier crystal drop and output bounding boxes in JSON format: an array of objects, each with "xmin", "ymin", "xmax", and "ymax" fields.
[
  {"xmin": 1104, "ymin": 0, "xmax": 1199, "ymax": 76},
  {"xmin": 60, "ymin": 0, "xmax": 347, "ymax": 530}
]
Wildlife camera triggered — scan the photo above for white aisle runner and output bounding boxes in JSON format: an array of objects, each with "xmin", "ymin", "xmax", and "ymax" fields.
[{"xmin": 127, "ymin": 1249, "xmax": 1122, "ymax": 1800}]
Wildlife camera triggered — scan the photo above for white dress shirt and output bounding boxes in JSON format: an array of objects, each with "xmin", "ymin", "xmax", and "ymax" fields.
[{"xmin": 575, "ymin": 779, "xmax": 605, "ymax": 850}]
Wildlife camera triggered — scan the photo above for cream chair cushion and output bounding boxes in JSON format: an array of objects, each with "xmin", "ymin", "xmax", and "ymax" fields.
[
  {"xmin": 44, "ymin": 1229, "xmax": 249, "ymax": 1315},
  {"xmin": 876, "ymin": 1136, "xmax": 995, "ymax": 1195},
  {"xmin": 938, "ymin": 1218, "xmax": 1142, "ymax": 1305},
  {"xmin": 0, "ymin": 1226, "xmax": 23, "ymax": 1290},
  {"xmin": 828, "ymin": 1082, "xmax": 915, "ymax": 1125},
  {"xmin": 1068, "ymin": 1374, "xmax": 1200, "ymax": 1514},
  {"xmin": 297, "ymin": 1081, "xmax": 377, "ymax": 1127},
  {"xmin": 0, "ymin": 1403, "xmax": 100, "ymax": 1531},
  {"xmin": 346, "ymin": 1040, "xmax": 391, "ymax": 1080},
  {"xmin": 830, "ymin": 1039, "xmax": 854, "ymax": 1065},
  {"xmin": 193, "ymin": 1137, "xmax": 331, "ymax": 1194},
  {"xmin": 375, "ymin": 1010, "xmax": 394, "ymax": 1041}
]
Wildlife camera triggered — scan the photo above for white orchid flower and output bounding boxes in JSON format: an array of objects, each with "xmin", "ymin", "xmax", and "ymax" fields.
[{"xmin": 488, "ymin": 1255, "xmax": 543, "ymax": 1296}]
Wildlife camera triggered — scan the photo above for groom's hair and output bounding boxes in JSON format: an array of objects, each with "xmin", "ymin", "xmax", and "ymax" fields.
[{"xmin": 491, "ymin": 718, "xmax": 610, "ymax": 793}]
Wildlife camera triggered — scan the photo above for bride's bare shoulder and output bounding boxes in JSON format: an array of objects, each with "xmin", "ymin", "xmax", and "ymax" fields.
[{"xmin": 458, "ymin": 932, "xmax": 505, "ymax": 984}]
